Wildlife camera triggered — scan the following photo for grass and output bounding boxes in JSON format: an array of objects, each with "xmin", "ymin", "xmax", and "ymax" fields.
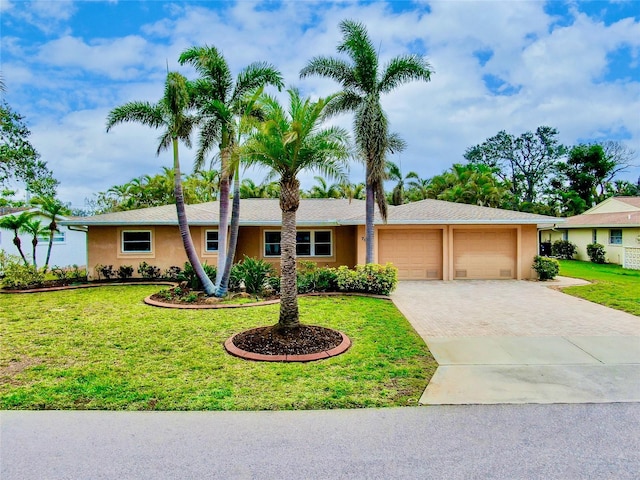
[
  {"xmin": 0, "ymin": 286, "xmax": 436, "ymax": 410},
  {"xmin": 558, "ymin": 260, "xmax": 640, "ymax": 316}
]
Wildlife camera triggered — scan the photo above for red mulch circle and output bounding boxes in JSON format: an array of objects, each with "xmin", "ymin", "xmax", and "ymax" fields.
[{"xmin": 224, "ymin": 325, "xmax": 351, "ymax": 362}]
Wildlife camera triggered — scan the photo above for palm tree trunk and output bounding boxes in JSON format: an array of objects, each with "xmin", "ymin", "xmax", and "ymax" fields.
[
  {"xmin": 278, "ymin": 178, "xmax": 300, "ymax": 330},
  {"xmin": 215, "ymin": 165, "xmax": 240, "ymax": 297},
  {"xmin": 31, "ymin": 238, "xmax": 38, "ymax": 267},
  {"xmin": 44, "ymin": 223, "xmax": 55, "ymax": 271},
  {"xmin": 172, "ymin": 138, "xmax": 216, "ymax": 295},
  {"xmin": 365, "ymin": 165, "xmax": 375, "ymax": 264},
  {"xmin": 12, "ymin": 233, "xmax": 29, "ymax": 265},
  {"xmin": 215, "ymin": 146, "xmax": 231, "ymax": 291}
]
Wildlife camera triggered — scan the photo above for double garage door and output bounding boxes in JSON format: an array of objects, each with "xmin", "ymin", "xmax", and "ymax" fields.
[{"xmin": 378, "ymin": 229, "xmax": 517, "ymax": 280}]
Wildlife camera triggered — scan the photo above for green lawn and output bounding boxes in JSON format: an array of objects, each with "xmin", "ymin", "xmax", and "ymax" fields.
[
  {"xmin": 0, "ymin": 286, "xmax": 436, "ymax": 410},
  {"xmin": 558, "ymin": 260, "xmax": 640, "ymax": 316}
]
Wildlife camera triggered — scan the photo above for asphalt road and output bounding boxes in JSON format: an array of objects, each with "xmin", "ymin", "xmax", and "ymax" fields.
[{"xmin": 2, "ymin": 404, "xmax": 638, "ymax": 479}]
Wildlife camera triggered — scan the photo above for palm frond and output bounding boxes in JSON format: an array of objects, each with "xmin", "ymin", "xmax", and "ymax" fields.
[
  {"xmin": 379, "ymin": 54, "xmax": 434, "ymax": 93},
  {"xmin": 106, "ymin": 102, "xmax": 164, "ymax": 132},
  {"xmin": 336, "ymin": 19, "xmax": 379, "ymax": 93}
]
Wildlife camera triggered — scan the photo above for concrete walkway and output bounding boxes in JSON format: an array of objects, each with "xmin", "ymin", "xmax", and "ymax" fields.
[{"xmin": 391, "ymin": 278, "xmax": 640, "ymax": 404}]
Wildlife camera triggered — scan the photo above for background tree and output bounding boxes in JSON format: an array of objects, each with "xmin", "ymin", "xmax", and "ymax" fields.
[
  {"xmin": 386, "ymin": 161, "xmax": 419, "ymax": 206},
  {"xmin": 243, "ymin": 89, "xmax": 350, "ymax": 331},
  {"xmin": 0, "ymin": 211, "xmax": 32, "ymax": 264},
  {"xmin": 1, "ymin": 101, "xmax": 58, "ymax": 199},
  {"xmin": 306, "ymin": 176, "xmax": 341, "ymax": 198},
  {"xmin": 106, "ymin": 71, "xmax": 215, "ymax": 295},
  {"xmin": 425, "ymin": 163, "xmax": 513, "ymax": 208},
  {"xmin": 405, "ymin": 174, "xmax": 430, "ymax": 202},
  {"xmin": 464, "ymin": 126, "xmax": 565, "ymax": 206},
  {"xmin": 179, "ymin": 45, "xmax": 283, "ymax": 294},
  {"xmin": 300, "ymin": 19, "xmax": 433, "ymax": 263}
]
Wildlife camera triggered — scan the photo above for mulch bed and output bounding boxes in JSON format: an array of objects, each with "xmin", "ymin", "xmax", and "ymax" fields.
[{"xmin": 232, "ymin": 325, "xmax": 344, "ymax": 356}]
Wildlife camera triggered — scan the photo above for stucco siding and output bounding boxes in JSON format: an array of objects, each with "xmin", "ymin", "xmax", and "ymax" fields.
[{"xmin": 541, "ymin": 227, "xmax": 640, "ymax": 265}]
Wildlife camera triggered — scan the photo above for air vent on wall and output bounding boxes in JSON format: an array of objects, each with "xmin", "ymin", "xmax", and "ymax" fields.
[
  {"xmin": 500, "ymin": 269, "xmax": 512, "ymax": 277},
  {"xmin": 427, "ymin": 270, "xmax": 439, "ymax": 279},
  {"xmin": 455, "ymin": 270, "xmax": 467, "ymax": 278}
]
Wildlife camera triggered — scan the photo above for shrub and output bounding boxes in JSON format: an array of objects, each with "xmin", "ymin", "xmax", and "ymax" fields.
[
  {"xmin": 177, "ymin": 262, "xmax": 216, "ymax": 290},
  {"xmin": 551, "ymin": 240, "xmax": 577, "ymax": 260},
  {"xmin": 95, "ymin": 264, "xmax": 115, "ymax": 280},
  {"xmin": 586, "ymin": 243, "xmax": 606, "ymax": 264},
  {"xmin": 137, "ymin": 261, "xmax": 162, "ymax": 279},
  {"xmin": 2, "ymin": 262, "xmax": 45, "ymax": 289},
  {"xmin": 50, "ymin": 265, "xmax": 70, "ymax": 281},
  {"xmin": 265, "ymin": 274, "xmax": 280, "ymax": 295},
  {"xmin": 335, "ymin": 263, "xmax": 398, "ymax": 295},
  {"xmin": 117, "ymin": 265, "xmax": 134, "ymax": 280},
  {"xmin": 236, "ymin": 256, "xmax": 275, "ymax": 294},
  {"xmin": 164, "ymin": 266, "xmax": 182, "ymax": 281},
  {"xmin": 0, "ymin": 251, "xmax": 20, "ymax": 278},
  {"xmin": 532, "ymin": 256, "xmax": 559, "ymax": 281},
  {"xmin": 228, "ymin": 263, "xmax": 243, "ymax": 292},
  {"xmin": 69, "ymin": 265, "xmax": 87, "ymax": 281},
  {"xmin": 297, "ymin": 261, "xmax": 337, "ymax": 293}
]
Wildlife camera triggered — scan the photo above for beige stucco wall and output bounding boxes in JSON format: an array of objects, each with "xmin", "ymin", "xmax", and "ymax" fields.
[
  {"xmin": 87, "ymin": 224, "xmax": 357, "ymax": 278},
  {"xmin": 543, "ymin": 227, "xmax": 640, "ymax": 264}
]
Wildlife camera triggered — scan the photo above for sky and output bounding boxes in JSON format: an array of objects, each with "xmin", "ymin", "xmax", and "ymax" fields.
[{"xmin": 1, "ymin": 0, "xmax": 639, "ymax": 210}]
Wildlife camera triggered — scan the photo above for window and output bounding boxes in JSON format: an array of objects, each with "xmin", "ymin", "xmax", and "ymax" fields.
[
  {"xmin": 592, "ymin": 229, "xmax": 597, "ymax": 244},
  {"xmin": 37, "ymin": 231, "xmax": 66, "ymax": 243},
  {"xmin": 205, "ymin": 230, "xmax": 219, "ymax": 252},
  {"xmin": 562, "ymin": 230, "xmax": 568, "ymax": 241},
  {"xmin": 122, "ymin": 230, "xmax": 152, "ymax": 252},
  {"xmin": 609, "ymin": 229, "xmax": 622, "ymax": 245},
  {"xmin": 264, "ymin": 230, "xmax": 332, "ymax": 257}
]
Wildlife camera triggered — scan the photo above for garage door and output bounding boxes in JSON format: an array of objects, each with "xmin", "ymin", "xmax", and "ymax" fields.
[
  {"xmin": 453, "ymin": 229, "xmax": 516, "ymax": 279},
  {"xmin": 378, "ymin": 229, "xmax": 443, "ymax": 280}
]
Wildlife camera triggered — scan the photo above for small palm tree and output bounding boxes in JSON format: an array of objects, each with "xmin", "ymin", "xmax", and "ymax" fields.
[
  {"xmin": 106, "ymin": 71, "xmax": 215, "ymax": 294},
  {"xmin": 301, "ymin": 19, "xmax": 433, "ymax": 263},
  {"xmin": 243, "ymin": 89, "xmax": 350, "ymax": 330},
  {"xmin": 30, "ymin": 197, "xmax": 68, "ymax": 271},
  {"xmin": 179, "ymin": 45, "xmax": 283, "ymax": 295},
  {"xmin": 21, "ymin": 218, "xmax": 47, "ymax": 267},
  {"xmin": 0, "ymin": 211, "xmax": 32, "ymax": 265}
]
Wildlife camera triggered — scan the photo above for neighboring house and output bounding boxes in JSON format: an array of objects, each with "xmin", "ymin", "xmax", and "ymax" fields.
[
  {"xmin": 0, "ymin": 207, "xmax": 87, "ymax": 268},
  {"xmin": 540, "ymin": 196, "xmax": 640, "ymax": 269},
  {"xmin": 61, "ymin": 198, "xmax": 561, "ymax": 281}
]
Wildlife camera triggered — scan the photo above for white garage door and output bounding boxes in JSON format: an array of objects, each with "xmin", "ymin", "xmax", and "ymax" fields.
[
  {"xmin": 378, "ymin": 229, "xmax": 443, "ymax": 280},
  {"xmin": 453, "ymin": 229, "xmax": 516, "ymax": 279}
]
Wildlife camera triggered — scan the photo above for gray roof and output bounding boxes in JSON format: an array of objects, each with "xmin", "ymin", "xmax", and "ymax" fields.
[{"xmin": 61, "ymin": 198, "xmax": 562, "ymax": 227}]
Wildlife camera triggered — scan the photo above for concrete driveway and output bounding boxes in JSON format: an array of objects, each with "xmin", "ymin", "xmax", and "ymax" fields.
[{"xmin": 391, "ymin": 278, "xmax": 640, "ymax": 404}]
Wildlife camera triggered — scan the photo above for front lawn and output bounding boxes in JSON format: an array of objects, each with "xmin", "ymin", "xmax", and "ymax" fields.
[
  {"xmin": 558, "ymin": 260, "xmax": 640, "ymax": 316},
  {"xmin": 0, "ymin": 286, "xmax": 436, "ymax": 410}
]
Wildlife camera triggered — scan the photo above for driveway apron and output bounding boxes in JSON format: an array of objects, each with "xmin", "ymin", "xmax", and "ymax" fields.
[{"xmin": 391, "ymin": 278, "xmax": 640, "ymax": 404}]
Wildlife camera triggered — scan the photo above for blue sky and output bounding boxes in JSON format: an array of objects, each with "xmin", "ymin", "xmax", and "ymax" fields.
[{"xmin": 1, "ymin": 0, "xmax": 639, "ymax": 209}]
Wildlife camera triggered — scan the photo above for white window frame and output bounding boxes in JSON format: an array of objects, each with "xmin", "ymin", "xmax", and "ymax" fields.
[
  {"xmin": 121, "ymin": 230, "xmax": 152, "ymax": 253},
  {"xmin": 609, "ymin": 229, "xmax": 623, "ymax": 245},
  {"xmin": 263, "ymin": 229, "xmax": 333, "ymax": 258},
  {"xmin": 205, "ymin": 230, "xmax": 219, "ymax": 252},
  {"xmin": 37, "ymin": 230, "xmax": 66, "ymax": 244}
]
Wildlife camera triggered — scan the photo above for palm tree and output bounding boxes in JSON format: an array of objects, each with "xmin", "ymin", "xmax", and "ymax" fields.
[
  {"xmin": 21, "ymin": 218, "xmax": 47, "ymax": 267},
  {"xmin": 178, "ymin": 45, "xmax": 283, "ymax": 295},
  {"xmin": 243, "ymin": 89, "xmax": 350, "ymax": 331},
  {"xmin": 307, "ymin": 176, "xmax": 341, "ymax": 198},
  {"xmin": 406, "ymin": 174, "xmax": 430, "ymax": 201},
  {"xmin": 30, "ymin": 197, "xmax": 68, "ymax": 271},
  {"xmin": 0, "ymin": 211, "xmax": 32, "ymax": 265},
  {"xmin": 300, "ymin": 19, "xmax": 433, "ymax": 263},
  {"xmin": 106, "ymin": 71, "xmax": 215, "ymax": 294}
]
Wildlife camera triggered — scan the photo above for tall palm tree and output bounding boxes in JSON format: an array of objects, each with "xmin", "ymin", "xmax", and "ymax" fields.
[
  {"xmin": 243, "ymin": 89, "xmax": 350, "ymax": 331},
  {"xmin": 106, "ymin": 71, "xmax": 215, "ymax": 295},
  {"xmin": 30, "ymin": 197, "xmax": 67, "ymax": 271},
  {"xmin": 178, "ymin": 45, "xmax": 283, "ymax": 295},
  {"xmin": 21, "ymin": 218, "xmax": 47, "ymax": 267},
  {"xmin": 0, "ymin": 211, "xmax": 32, "ymax": 265},
  {"xmin": 307, "ymin": 176, "xmax": 341, "ymax": 198},
  {"xmin": 300, "ymin": 19, "xmax": 433, "ymax": 263}
]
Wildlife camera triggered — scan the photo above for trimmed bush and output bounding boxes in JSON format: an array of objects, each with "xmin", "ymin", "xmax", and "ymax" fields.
[
  {"xmin": 551, "ymin": 240, "xmax": 577, "ymax": 260},
  {"xmin": 164, "ymin": 266, "xmax": 182, "ymax": 281},
  {"xmin": 137, "ymin": 261, "xmax": 161, "ymax": 279},
  {"xmin": 95, "ymin": 264, "xmax": 115, "ymax": 280},
  {"xmin": 335, "ymin": 263, "xmax": 398, "ymax": 295},
  {"xmin": 532, "ymin": 256, "xmax": 559, "ymax": 281},
  {"xmin": 297, "ymin": 261, "xmax": 338, "ymax": 294},
  {"xmin": 586, "ymin": 243, "xmax": 606, "ymax": 264}
]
